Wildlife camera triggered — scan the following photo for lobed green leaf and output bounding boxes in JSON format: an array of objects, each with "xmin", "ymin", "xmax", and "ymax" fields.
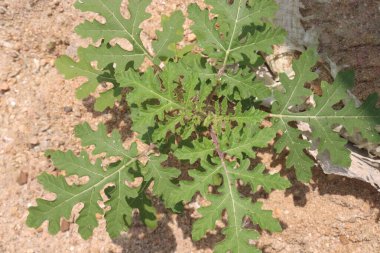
[
  {"xmin": 272, "ymin": 48, "xmax": 380, "ymax": 181},
  {"xmin": 27, "ymin": 123, "xmax": 179, "ymax": 238}
]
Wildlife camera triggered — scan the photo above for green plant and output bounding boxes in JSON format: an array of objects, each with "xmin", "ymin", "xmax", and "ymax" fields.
[{"xmin": 27, "ymin": 0, "xmax": 380, "ymax": 252}]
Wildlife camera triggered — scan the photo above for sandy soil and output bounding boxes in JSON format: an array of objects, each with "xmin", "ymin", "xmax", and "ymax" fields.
[{"xmin": 0, "ymin": 0, "xmax": 379, "ymax": 252}]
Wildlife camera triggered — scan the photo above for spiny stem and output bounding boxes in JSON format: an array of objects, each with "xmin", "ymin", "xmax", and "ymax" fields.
[
  {"xmin": 209, "ymin": 125, "xmax": 240, "ymax": 247},
  {"xmin": 210, "ymin": 125, "xmax": 225, "ymax": 161}
]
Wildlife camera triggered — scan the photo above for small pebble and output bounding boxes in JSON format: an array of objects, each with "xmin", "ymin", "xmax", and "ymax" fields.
[
  {"xmin": 0, "ymin": 82, "xmax": 10, "ymax": 92},
  {"xmin": 7, "ymin": 98, "xmax": 16, "ymax": 107},
  {"xmin": 187, "ymin": 33, "xmax": 196, "ymax": 42},
  {"xmin": 63, "ymin": 106, "xmax": 73, "ymax": 113},
  {"xmin": 60, "ymin": 220, "xmax": 71, "ymax": 232},
  {"xmin": 273, "ymin": 207, "xmax": 281, "ymax": 218},
  {"xmin": 16, "ymin": 171, "xmax": 28, "ymax": 185},
  {"xmin": 10, "ymin": 52, "xmax": 19, "ymax": 59},
  {"xmin": 339, "ymin": 235, "xmax": 350, "ymax": 245},
  {"xmin": 29, "ymin": 137, "xmax": 40, "ymax": 147}
]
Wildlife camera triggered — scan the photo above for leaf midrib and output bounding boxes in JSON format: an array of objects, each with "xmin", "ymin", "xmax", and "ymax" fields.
[
  {"xmin": 97, "ymin": 0, "xmax": 153, "ymax": 62},
  {"xmin": 41, "ymin": 157, "xmax": 137, "ymax": 217},
  {"xmin": 271, "ymin": 114, "xmax": 379, "ymax": 119},
  {"xmin": 129, "ymin": 79, "xmax": 187, "ymax": 111},
  {"xmin": 222, "ymin": 0, "xmax": 243, "ymax": 67}
]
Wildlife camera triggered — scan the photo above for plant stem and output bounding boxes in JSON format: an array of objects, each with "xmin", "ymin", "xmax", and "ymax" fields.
[{"xmin": 210, "ymin": 125, "xmax": 225, "ymax": 161}]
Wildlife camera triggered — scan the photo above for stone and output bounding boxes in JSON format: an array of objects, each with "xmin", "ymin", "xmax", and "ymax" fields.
[
  {"xmin": 16, "ymin": 171, "xmax": 28, "ymax": 185},
  {"xmin": 0, "ymin": 82, "xmax": 10, "ymax": 92},
  {"xmin": 63, "ymin": 106, "xmax": 73, "ymax": 113},
  {"xmin": 60, "ymin": 220, "xmax": 70, "ymax": 232},
  {"xmin": 29, "ymin": 137, "xmax": 39, "ymax": 146},
  {"xmin": 187, "ymin": 33, "xmax": 196, "ymax": 42},
  {"xmin": 339, "ymin": 235, "xmax": 350, "ymax": 245}
]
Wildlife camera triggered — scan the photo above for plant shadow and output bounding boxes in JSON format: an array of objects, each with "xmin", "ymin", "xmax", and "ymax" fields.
[
  {"xmin": 112, "ymin": 222, "xmax": 177, "ymax": 253},
  {"xmin": 310, "ymin": 167, "xmax": 380, "ymax": 218},
  {"xmin": 264, "ymin": 141, "xmax": 380, "ymax": 213},
  {"xmin": 112, "ymin": 199, "xmax": 178, "ymax": 253},
  {"xmin": 111, "ymin": 193, "xmax": 223, "ymax": 252},
  {"xmin": 82, "ymin": 94, "xmax": 133, "ymax": 141},
  {"xmin": 280, "ymin": 155, "xmax": 380, "ymax": 216}
]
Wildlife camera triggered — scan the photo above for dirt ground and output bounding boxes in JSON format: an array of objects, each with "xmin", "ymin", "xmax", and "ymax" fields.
[{"xmin": 0, "ymin": 0, "xmax": 379, "ymax": 252}]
